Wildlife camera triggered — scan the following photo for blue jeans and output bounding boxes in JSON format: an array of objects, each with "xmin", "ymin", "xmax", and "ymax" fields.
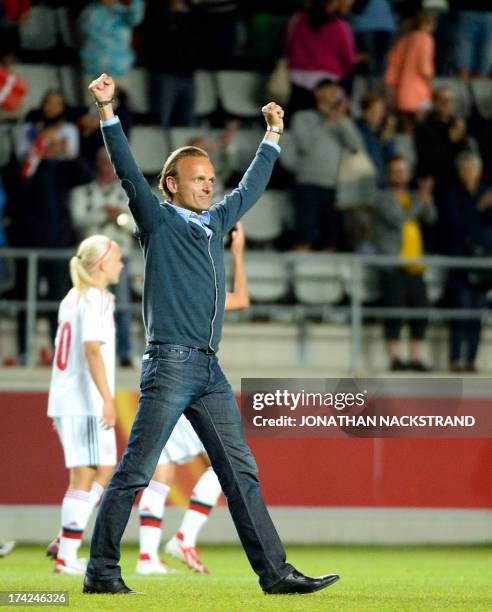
[
  {"xmin": 449, "ymin": 279, "xmax": 487, "ymax": 366},
  {"xmin": 87, "ymin": 344, "xmax": 293, "ymax": 589},
  {"xmin": 152, "ymin": 73, "xmax": 195, "ymax": 129},
  {"xmin": 456, "ymin": 12, "xmax": 492, "ymax": 74}
]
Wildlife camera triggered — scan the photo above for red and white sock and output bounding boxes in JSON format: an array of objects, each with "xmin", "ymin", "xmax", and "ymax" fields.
[
  {"xmin": 88, "ymin": 481, "xmax": 104, "ymax": 515},
  {"xmin": 138, "ymin": 480, "xmax": 170, "ymax": 562},
  {"xmin": 177, "ymin": 468, "xmax": 221, "ymax": 547},
  {"xmin": 57, "ymin": 489, "xmax": 91, "ymax": 564},
  {"xmin": 51, "ymin": 481, "xmax": 104, "ymax": 551}
]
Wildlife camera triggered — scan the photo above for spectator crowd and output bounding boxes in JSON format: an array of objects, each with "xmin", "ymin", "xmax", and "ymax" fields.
[{"xmin": 2, "ymin": 0, "xmax": 492, "ymax": 371}]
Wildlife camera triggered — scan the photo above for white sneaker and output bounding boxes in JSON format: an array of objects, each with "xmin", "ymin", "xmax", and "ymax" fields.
[
  {"xmin": 0, "ymin": 541, "xmax": 15, "ymax": 557},
  {"xmin": 136, "ymin": 558, "xmax": 175, "ymax": 575},
  {"xmin": 53, "ymin": 557, "xmax": 86, "ymax": 575},
  {"xmin": 164, "ymin": 536, "xmax": 209, "ymax": 574}
]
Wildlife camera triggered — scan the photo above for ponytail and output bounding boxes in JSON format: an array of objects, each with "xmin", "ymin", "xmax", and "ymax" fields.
[{"xmin": 70, "ymin": 235, "xmax": 117, "ymax": 301}]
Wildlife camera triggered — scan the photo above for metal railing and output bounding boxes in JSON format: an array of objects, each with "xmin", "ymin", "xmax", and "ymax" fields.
[{"xmin": 1, "ymin": 248, "xmax": 491, "ymax": 370}]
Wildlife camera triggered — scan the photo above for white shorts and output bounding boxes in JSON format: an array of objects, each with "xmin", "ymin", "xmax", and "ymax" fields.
[
  {"xmin": 53, "ymin": 416, "xmax": 117, "ymax": 468},
  {"xmin": 158, "ymin": 415, "xmax": 205, "ymax": 465}
]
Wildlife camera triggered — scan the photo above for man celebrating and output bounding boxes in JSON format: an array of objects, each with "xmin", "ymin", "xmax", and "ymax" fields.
[{"xmin": 83, "ymin": 74, "xmax": 339, "ymax": 596}]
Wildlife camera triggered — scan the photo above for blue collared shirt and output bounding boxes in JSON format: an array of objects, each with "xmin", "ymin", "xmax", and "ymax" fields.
[{"xmin": 167, "ymin": 203, "xmax": 212, "ymax": 237}]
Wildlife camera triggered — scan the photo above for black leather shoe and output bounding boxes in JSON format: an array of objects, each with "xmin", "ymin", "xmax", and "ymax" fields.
[
  {"xmin": 264, "ymin": 570, "xmax": 340, "ymax": 595},
  {"xmin": 83, "ymin": 576, "xmax": 138, "ymax": 594}
]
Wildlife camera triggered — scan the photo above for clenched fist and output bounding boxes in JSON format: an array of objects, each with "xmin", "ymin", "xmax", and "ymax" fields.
[
  {"xmin": 88, "ymin": 73, "xmax": 115, "ymax": 104},
  {"xmin": 262, "ymin": 102, "xmax": 285, "ymax": 130}
]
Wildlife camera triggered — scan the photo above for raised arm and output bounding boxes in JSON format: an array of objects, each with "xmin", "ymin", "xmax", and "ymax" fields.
[
  {"xmin": 225, "ymin": 222, "xmax": 250, "ymax": 311},
  {"xmin": 88, "ymin": 74, "xmax": 159, "ymax": 234},
  {"xmin": 211, "ymin": 102, "xmax": 284, "ymax": 234}
]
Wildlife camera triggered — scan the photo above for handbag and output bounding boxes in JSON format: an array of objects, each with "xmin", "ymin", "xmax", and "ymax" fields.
[{"xmin": 336, "ymin": 149, "xmax": 377, "ymax": 210}]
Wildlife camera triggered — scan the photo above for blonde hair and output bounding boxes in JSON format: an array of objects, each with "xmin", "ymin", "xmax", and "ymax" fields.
[
  {"xmin": 158, "ymin": 146, "xmax": 209, "ymax": 198},
  {"xmin": 69, "ymin": 235, "xmax": 118, "ymax": 300}
]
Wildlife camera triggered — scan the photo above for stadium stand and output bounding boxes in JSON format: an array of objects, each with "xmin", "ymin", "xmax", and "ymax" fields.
[
  {"xmin": 10, "ymin": 63, "xmax": 59, "ymax": 116},
  {"xmin": 216, "ymin": 71, "xmax": 265, "ymax": 118},
  {"xmin": 194, "ymin": 70, "xmax": 219, "ymax": 118},
  {"xmin": 128, "ymin": 67, "xmax": 151, "ymax": 115},
  {"xmin": 241, "ymin": 190, "xmax": 290, "ymax": 243},
  {"xmin": 292, "ymin": 257, "xmax": 349, "ymax": 305},
  {"xmin": 130, "ymin": 126, "xmax": 168, "ymax": 175}
]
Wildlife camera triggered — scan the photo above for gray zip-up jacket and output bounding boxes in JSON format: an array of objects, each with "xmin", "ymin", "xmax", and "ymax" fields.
[{"xmin": 101, "ymin": 120, "xmax": 279, "ymax": 351}]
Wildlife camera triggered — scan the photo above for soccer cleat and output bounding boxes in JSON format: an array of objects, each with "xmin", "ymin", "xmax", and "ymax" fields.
[
  {"xmin": 46, "ymin": 536, "xmax": 60, "ymax": 560},
  {"xmin": 0, "ymin": 541, "xmax": 15, "ymax": 557},
  {"xmin": 164, "ymin": 536, "xmax": 209, "ymax": 574},
  {"xmin": 53, "ymin": 557, "xmax": 87, "ymax": 575},
  {"xmin": 136, "ymin": 556, "xmax": 176, "ymax": 575}
]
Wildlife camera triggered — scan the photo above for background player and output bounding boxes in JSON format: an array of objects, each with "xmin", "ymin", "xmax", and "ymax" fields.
[
  {"xmin": 137, "ymin": 222, "xmax": 249, "ymax": 576},
  {"xmin": 47, "ymin": 235, "xmax": 123, "ymax": 574}
]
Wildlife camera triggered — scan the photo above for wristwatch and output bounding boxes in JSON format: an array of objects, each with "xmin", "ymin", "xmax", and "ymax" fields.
[
  {"xmin": 266, "ymin": 125, "xmax": 284, "ymax": 135},
  {"xmin": 94, "ymin": 99, "xmax": 114, "ymax": 109}
]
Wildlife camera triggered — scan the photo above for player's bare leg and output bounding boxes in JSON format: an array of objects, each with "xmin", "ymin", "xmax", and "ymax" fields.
[{"xmin": 136, "ymin": 463, "xmax": 176, "ymax": 575}]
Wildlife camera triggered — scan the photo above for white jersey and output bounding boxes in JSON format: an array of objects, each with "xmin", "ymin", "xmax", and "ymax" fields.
[{"xmin": 48, "ymin": 287, "xmax": 115, "ymax": 418}]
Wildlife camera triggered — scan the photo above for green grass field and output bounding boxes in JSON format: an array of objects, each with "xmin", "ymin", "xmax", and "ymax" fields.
[{"xmin": 1, "ymin": 545, "xmax": 491, "ymax": 611}]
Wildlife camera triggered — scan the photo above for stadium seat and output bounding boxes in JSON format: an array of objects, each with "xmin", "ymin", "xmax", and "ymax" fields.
[
  {"xmin": 242, "ymin": 254, "xmax": 289, "ymax": 302},
  {"xmin": 470, "ymin": 79, "xmax": 492, "ymax": 119},
  {"xmin": 230, "ymin": 128, "xmax": 265, "ymax": 173},
  {"xmin": 58, "ymin": 65, "xmax": 81, "ymax": 107},
  {"xmin": 216, "ymin": 71, "xmax": 265, "ymax": 118},
  {"xmin": 194, "ymin": 70, "xmax": 218, "ymax": 117},
  {"xmin": 343, "ymin": 264, "xmax": 381, "ymax": 304},
  {"xmin": 433, "ymin": 77, "xmax": 471, "ymax": 118},
  {"xmin": 128, "ymin": 68, "xmax": 150, "ymax": 115},
  {"xmin": 278, "ymin": 129, "xmax": 298, "ymax": 173},
  {"xmin": 11, "ymin": 64, "xmax": 59, "ymax": 115},
  {"xmin": 293, "ymin": 256, "xmax": 348, "ymax": 305},
  {"xmin": 241, "ymin": 190, "xmax": 289, "ymax": 242},
  {"xmin": 130, "ymin": 126, "xmax": 167, "ymax": 175},
  {"xmin": 169, "ymin": 127, "xmax": 220, "ymax": 150}
]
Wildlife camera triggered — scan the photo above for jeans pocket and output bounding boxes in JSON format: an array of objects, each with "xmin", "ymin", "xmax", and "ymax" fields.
[
  {"xmin": 158, "ymin": 346, "xmax": 192, "ymax": 363},
  {"xmin": 140, "ymin": 356, "xmax": 158, "ymax": 392}
]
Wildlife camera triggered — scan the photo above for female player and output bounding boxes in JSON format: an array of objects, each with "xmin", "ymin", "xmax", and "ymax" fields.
[{"xmin": 47, "ymin": 234, "xmax": 123, "ymax": 574}]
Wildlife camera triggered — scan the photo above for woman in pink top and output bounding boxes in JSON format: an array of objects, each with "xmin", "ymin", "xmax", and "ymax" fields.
[
  {"xmin": 286, "ymin": 0, "xmax": 357, "ymax": 114},
  {"xmin": 384, "ymin": 12, "xmax": 435, "ymax": 118}
]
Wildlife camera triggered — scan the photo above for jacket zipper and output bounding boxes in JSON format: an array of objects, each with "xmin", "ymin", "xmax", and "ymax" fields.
[{"xmin": 207, "ymin": 234, "xmax": 218, "ymax": 351}]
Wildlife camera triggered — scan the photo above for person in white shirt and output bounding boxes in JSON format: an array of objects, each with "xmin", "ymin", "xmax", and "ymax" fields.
[
  {"xmin": 70, "ymin": 148, "xmax": 135, "ymax": 366},
  {"xmin": 47, "ymin": 234, "xmax": 123, "ymax": 575}
]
